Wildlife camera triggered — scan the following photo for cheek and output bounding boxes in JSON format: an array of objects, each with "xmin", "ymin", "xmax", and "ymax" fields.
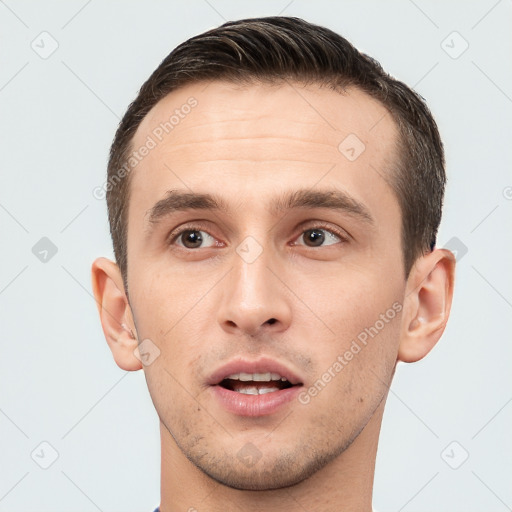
[
  {"xmin": 127, "ymin": 280, "xmax": 197, "ymax": 407},
  {"xmin": 299, "ymin": 313, "xmax": 401, "ymax": 440},
  {"xmin": 298, "ymin": 265, "xmax": 402, "ymax": 343},
  {"xmin": 293, "ymin": 269, "xmax": 402, "ymax": 400},
  {"xmin": 130, "ymin": 263, "xmax": 208, "ymax": 336}
]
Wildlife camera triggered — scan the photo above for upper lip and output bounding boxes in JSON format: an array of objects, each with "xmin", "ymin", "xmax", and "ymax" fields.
[{"xmin": 207, "ymin": 357, "xmax": 304, "ymax": 386}]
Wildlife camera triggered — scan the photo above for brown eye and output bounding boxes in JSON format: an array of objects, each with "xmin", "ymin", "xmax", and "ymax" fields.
[
  {"xmin": 181, "ymin": 230, "xmax": 203, "ymax": 248},
  {"xmin": 303, "ymin": 229, "xmax": 324, "ymax": 247},
  {"xmin": 173, "ymin": 229, "xmax": 216, "ymax": 249},
  {"xmin": 299, "ymin": 228, "xmax": 342, "ymax": 247}
]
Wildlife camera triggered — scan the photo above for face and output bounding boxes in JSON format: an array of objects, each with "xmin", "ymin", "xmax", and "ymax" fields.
[{"xmin": 126, "ymin": 80, "xmax": 406, "ymax": 490}]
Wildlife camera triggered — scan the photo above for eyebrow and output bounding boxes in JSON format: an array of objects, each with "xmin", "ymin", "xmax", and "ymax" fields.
[{"xmin": 145, "ymin": 187, "xmax": 374, "ymax": 236}]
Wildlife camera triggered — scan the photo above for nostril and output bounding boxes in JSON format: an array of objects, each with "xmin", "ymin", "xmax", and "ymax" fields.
[{"xmin": 265, "ymin": 318, "xmax": 277, "ymax": 325}]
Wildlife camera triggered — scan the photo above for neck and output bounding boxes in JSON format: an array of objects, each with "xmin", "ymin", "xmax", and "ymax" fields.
[{"xmin": 159, "ymin": 399, "xmax": 386, "ymax": 512}]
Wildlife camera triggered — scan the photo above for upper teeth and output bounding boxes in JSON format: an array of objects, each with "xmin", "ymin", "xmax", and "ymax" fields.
[{"xmin": 226, "ymin": 372, "xmax": 287, "ymax": 382}]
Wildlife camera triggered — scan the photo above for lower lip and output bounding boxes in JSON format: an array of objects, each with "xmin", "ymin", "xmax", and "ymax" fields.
[{"xmin": 210, "ymin": 385, "xmax": 302, "ymax": 417}]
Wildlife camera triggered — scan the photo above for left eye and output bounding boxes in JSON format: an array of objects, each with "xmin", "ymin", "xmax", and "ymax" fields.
[{"xmin": 296, "ymin": 228, "xmax": 342, "ymax": 248}]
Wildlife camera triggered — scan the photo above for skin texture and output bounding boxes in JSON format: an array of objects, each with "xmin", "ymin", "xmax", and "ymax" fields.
[{"xmin": 92, "ymin": 80, "xmax": 455, "ymax": 512}]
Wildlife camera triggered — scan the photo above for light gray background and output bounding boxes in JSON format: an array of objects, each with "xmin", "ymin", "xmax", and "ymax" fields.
[{"xmin": 1, "ymin": 1, "xmax": 511, "ymax": 511}]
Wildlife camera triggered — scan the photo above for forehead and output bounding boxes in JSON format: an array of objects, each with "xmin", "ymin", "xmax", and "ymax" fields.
[
  {"xmin": 128, "ymin": 79, "xmax": 399, "ymax": 228},
  {"xmin": 134, "ymin": 80, "xmax": 396, "ymax": 161}
]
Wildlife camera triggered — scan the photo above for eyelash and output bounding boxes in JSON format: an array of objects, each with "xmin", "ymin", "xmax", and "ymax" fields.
[{"xmin": 167, "ymin": 221, "xmax": 349, "ymax": 249}]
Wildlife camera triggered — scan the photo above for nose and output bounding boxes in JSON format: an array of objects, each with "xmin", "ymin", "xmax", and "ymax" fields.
[{"xmin": 216, "ymin": 245, "xmax": 292, "ymax": 337}]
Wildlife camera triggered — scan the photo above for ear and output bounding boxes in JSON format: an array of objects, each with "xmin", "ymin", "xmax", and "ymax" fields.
[
  {"xmin": 91, "ymin": 257, "xmax": 142, "ymax": 371},
  {"xmin": 398, "ymin": 248, "xmax": 456, "ymax": 363}
]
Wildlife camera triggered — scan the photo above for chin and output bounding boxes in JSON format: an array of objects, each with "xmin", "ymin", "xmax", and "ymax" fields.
[
  {"xmin": 202, "ymin": 464, "xmax": 310, "ymax": 491},
  {"xmin": 192, "ymin": 444, "xmax": 341, "ymax": 491}
]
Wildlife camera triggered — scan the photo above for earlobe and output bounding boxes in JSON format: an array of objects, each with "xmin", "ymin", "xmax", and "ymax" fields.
[
  {"xmin": 91, "ymin": 257, "xmax": 142, "ymax": 371},
  {"xmin": 398, "ymin": 249, "xmax": 456, "ymax": 363}
]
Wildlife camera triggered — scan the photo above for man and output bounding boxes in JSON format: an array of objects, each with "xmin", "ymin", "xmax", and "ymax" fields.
[{"xmin": 91, "ymin": 16, "xmax": 455, "ymax": 512}]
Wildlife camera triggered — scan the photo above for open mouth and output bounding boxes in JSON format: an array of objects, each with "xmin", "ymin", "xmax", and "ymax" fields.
[
  {"xmin": 209, "ymin": 361, "xmax": 304, "ymax": 416},
  {"xmin": 219, "ymin": 372, "xmax": 295, "ymax": 395}
]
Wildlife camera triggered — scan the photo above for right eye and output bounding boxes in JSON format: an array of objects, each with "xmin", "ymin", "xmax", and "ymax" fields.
[{"xmin": 170, "ymin": 227, "xmax": 218, "ymax": 249}]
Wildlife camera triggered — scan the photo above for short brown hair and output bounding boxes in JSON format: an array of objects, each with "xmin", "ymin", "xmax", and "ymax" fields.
[{"xmin": 106, "ymin": 16, "xmax": 445, "ymax": 292}]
